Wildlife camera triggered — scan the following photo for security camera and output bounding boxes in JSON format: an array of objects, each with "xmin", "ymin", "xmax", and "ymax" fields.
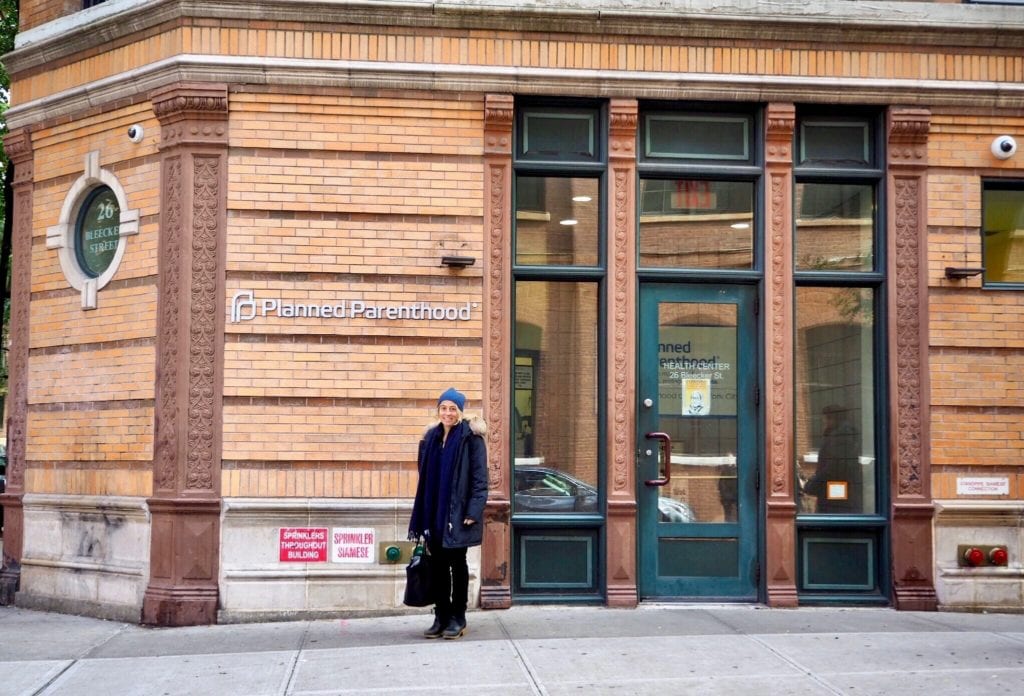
[
  {"xmin": 127, "ymin": 124, "xmax": 144, "ymax": 143},
  {"xmin": 991, "ymin": 135, "xmax": 1017, "ymax": 160}
]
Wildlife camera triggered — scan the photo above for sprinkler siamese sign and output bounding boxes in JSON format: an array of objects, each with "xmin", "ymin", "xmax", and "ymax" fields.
[
  {"xmin": 658, "ymin": 326, "xmax": 736, "ymax": 416},
  {"xmin": 231, "ymin": 291, "xmax": 476, "ymax": 323},
  {"xmin": 331, "ymin": 528, "xmax": 376, "ymax": 563}
]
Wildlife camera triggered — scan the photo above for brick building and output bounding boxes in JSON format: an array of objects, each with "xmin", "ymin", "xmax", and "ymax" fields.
[{"xmin": 0, "ymin": 0, "xmax": 1022, "ymax": 625}]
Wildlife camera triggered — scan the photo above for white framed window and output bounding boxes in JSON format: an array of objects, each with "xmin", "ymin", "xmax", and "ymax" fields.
[{"xmin": 46, "ymin": 151, "xmax": 139, "ymax": 309}]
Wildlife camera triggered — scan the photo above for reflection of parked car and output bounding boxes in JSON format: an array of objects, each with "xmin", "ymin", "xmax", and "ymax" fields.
[
  {"xmin": 656, "ymin": 496, "xmax": 696, "ymax": 523},
  {"xmin": 515, "ymin": 466, "xmax": 597, "ymax": 513},
  {"xmin": 514, "ymin": 466, "xmax": 695, "ymax": 522}
]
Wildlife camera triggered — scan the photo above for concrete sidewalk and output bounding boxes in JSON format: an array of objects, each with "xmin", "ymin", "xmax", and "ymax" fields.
[{"xmin": 2, "ymin": 604, "xmax": 1023, "ymax": 696}]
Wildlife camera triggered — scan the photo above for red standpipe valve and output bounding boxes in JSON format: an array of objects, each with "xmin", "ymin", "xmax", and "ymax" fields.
[
  {"xmin": 989, "ymin": 547, "xmax": 1009, "ymax": 566},
  {"xmin": 962, "ymin": 547, "xmax": 986, "ymax": 567}
]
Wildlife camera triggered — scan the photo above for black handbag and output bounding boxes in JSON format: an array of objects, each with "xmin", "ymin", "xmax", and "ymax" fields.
[{"xmin": 403, "ymin": 543, "xmax": 434, "ymax": 607}]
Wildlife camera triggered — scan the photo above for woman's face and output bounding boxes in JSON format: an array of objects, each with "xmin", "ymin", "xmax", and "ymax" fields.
[{"xmin": 438, "ymin": 400, "xmax": 461, "ymax": 429}]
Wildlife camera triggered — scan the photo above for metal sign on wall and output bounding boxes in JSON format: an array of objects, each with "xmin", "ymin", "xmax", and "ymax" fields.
[{"xmin": 230, "ymin": 290, "xmax": 477, "ymax": 323}]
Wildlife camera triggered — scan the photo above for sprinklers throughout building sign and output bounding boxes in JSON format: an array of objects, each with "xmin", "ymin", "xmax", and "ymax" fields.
[{"xmin": 230, "ymin": 291, "xmax": 477, "ymax": 323}]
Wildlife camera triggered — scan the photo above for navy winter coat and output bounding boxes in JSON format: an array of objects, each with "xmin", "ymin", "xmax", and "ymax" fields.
[{"xmin": 409, "ymin": 416, "xmax": 489, "ymax": 548}]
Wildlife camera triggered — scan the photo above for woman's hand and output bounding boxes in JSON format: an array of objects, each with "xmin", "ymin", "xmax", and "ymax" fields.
[{"xmin": 463, "ymin": 518, "xmax": 476, "ymax": 526}]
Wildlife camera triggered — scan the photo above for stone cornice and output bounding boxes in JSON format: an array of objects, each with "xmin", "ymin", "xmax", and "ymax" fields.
[
  {"xmin": 151, "ymin": 83, "xmax": 229, "ymax": 123},
  {"xmin": 8, "ymin": 54, "xmax": 1024, "ymax": 131},
  {"xmin": 2, "ymin": 129, "xmax": 33, "ymax": 166},
  {"xmin": 8, "ymin": 0, "xmax": 1024, "ymax": 78}
]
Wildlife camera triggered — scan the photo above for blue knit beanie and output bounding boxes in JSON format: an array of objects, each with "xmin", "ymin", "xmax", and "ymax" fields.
[{"xmin": 437, "ymin": 387, "xmax": 467, "ymax": 412}]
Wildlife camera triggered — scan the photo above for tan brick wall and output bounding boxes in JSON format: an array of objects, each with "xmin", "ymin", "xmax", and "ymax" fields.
[
  {"xmin": 19, "ymin": 0, "xmax": 77, "ymax": 33},
  {"xmin": 927, "ymin": 111, "xmax": 1024, "ymax": 500},
  {"xmin": 226, "ymin": 214, "xmax": 480, "ymax": 276},
  {"xmin": 223, "ymin": 90, "xmax": 485, "ymax": 497},
  {"xmin": 933, "ymin": 471, "xmax": 1024, "ymax": 499},
  {"xmin": 29, "ymin": 344, "xmax": 154, "ymax": 404},
  {"xmin": 30, "ymin": 110, "xmax": 162, "ymax": 183},
  {"xmin": 29, "ymin": 287, "xmax": 157, "ymax": 349},
  {"xmin": 11, "ymin": 29, "xmax": 184, "ymax": 105},
  {"xmin": 931, "ymin": 409, "xmax": 1024, "ymax": 467},
  {"xmin": 12, "ymin": 19, "xmax": 1024, "ymax": 109},
  {"xmin": 15, "ymin": 8, "xmax": 1024, "ymax": 506},
  {"xmin": 223, "ymin": 335, "xmax": 482, "ymax": 400},
  {"xmin": 23, "ymin": 105, "xmax": 161, "ymax": 496},
  {"xmin": 221, "ymin": 466, "xmax": 417, "ymax": 499},
  {"xmin": 931, "ymin": 349, "xmax": 1024, "ymax": 406},
  {"xmin": 23, "ymin": 468, "xmax": 153, "ymax": 497},
  {"xmin": 27, "ymin": 408, "xmax": 153, "ymax": 461}
]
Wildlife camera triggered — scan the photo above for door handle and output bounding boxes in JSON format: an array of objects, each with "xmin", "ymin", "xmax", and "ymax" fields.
[{"xmin": 644, "ymin": 431, "xmax": 671, "ymax": 487}]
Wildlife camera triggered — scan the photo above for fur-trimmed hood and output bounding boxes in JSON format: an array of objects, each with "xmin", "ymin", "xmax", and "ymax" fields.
[
  {"xmin": 410, "ymin": 412, "xmax": 490, "ymax": 549},
  {"xmin": 422, "ymin": 414, "xmax": 487, "ymax": 438}
]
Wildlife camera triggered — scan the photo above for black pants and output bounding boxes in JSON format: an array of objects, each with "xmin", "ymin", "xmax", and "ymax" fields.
[{"xmin": 427, "ymin": 539, "xmax": 468, "ymax": 619}]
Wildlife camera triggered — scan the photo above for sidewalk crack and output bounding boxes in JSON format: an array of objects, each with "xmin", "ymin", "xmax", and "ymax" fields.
[
  {"xmin": 280, "ymin": 620, "xmax": 312, "ymax": 695},
  {"xmin": 496, "ymin": 613, "xmax": 546, "ymax": 696},
  {"xmin": 744, "ymin": 634, "xmax": 846, "ymax": 696},
  {"xmin": 33, "ymin": 621, "xmax": 131, "ymax": 695}
]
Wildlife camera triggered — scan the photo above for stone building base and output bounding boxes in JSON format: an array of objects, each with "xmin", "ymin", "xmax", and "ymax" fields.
[
  {"xmin": 16, "ymin": 494, "xmax": 150, "ymax": 622},
  {"xmin": 218, "ymin": 497, "xmax": 480, "ymax": 623},
  {"xmin": 934, "ymin": 501, "xmax": 1024, "ymax": 612}
]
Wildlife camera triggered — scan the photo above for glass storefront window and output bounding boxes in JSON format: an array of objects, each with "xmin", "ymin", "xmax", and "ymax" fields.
[
  {"xmin": 513, "ymin": 281, "xmax": 599, "ymax": 514},
  {"xmin": 638, "ymin": 179, "xmax": 754, "ymax": 269},
  {"xmin": 515, "ymin": 176, "xmax": 600, "ymax": 266},
  {"xmin": 795, "ymin": 182, "xmax": 874, "ymax": 272},
  {"xmin": 982, "ymin": 183, "xmax": 1024, "ymax": 285},
  {"xmin": 795, "ymin": 287, "xmax": 876, "ymax": 515}
]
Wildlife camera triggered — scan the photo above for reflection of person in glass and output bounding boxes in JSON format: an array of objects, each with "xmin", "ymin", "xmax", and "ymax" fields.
[
  {"xmin": 804, "ymin": 405, "xmax": 862, "ymax": 513},
  {"xmin": 408, "ymin": 388, "xmax": 489, "ymax": 640},
  {"xmin": 717, "ymin": 462, "xmax": 738, "ymax": 521}
]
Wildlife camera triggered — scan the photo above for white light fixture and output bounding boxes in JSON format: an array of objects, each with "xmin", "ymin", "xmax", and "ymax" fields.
[
  {"xmin": 559, "ymin": 219, "xmax": 578, "ymax": 226},
  {"xmin": 991, "ymin": 135, "xmax": 1017, "ymax": 160},
  {"xmin": 572, "ymin": 195, "xmax": 592, "ymax": 203},
  {"xmin": 730, "ymin": 222, "xmax": 750, "ymax": 230}
]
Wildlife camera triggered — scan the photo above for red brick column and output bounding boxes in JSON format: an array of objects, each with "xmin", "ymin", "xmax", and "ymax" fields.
[
  {"xmin": 606, "ymin": 99, "xmax": 639, "ymax": 607},
  {"xmin": 142, "ymin": 83, "xmax": 229, "ymax": 626},
  {"xmin": 480, "ymin": 94, "xmax": 513, "ymax": 609},
  {"xmin": 887, "ymin": 107, "xmax": 938, "ymax": 611},
  {"xmin": 0, "ymin": 128, "xmax": 34, "ymax": 605},
  {"xmin": 763, "ymin": 104, "xmax": 799, "ymax": 607}
]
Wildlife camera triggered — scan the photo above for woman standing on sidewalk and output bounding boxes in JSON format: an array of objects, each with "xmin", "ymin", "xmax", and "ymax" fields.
[{"xmin": 409, "ymin": 387, "xmax": 489, "ymax": 640}]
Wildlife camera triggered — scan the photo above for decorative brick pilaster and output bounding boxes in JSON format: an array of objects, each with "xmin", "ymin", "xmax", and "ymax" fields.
[
  {"xmin": 479, "ymin": 94, "xmax": 513, "ymax": 610},
  {"xmin": 606, "ymin": 99, "xmax": 639, "ymax": 607},
  {"xmin": 0, "ymin": 128, "xmax": 34, "ymax": 605},
  {"xmin": 142, "ymin": 83, "xmax": 229, "ymax": 626},
  {"xmin": 763, "ymin": 104, "xmax": 799, "ymax": 608},
  {"xmin": 887, "ymin": 107, "xmax": 938, "ymax": 611}
]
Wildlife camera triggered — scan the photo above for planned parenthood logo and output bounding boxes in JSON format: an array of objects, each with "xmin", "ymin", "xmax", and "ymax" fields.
[{"xmin": 230, "ymin": 291, "xmax": 476, "ymax": 323}]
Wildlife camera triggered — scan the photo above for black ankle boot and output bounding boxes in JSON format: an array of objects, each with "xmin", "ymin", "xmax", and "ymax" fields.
[
  {"xmin": 423, "ymin": 612, "xmax": 447, "ymax": 639},
  {"xmin": 442, "ymin": 613, "xmax": 466, "ymax": 640}
]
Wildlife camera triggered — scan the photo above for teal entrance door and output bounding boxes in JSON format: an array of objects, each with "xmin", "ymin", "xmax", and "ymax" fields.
[{"xmin": 638, "ymin": 283, "xmax": 759, "ymax": 599}]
